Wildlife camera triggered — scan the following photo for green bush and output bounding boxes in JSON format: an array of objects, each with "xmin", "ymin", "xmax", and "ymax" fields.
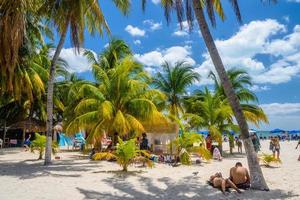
[
  {"xmin": 260, "ymin": 153, "xmax": 282, "ymax": 167},
  {"xmin": 30, "ymin": 133, "xmax": 58, "ymax": 160}
]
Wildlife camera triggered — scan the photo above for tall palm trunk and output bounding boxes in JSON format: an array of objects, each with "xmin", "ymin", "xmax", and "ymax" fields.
[
  {"xmin": 192, "ymin": 0, "xmax": 268, "ymax": 191},
  {"xmin": 44, "ymin": 26, "xmax": 68, "ymax": 165}
]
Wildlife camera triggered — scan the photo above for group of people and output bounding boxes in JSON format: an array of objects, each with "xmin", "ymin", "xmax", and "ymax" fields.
[
  {"xmin": 209, "ymin": 162, "xmax": 251, "ymax": 194},
  {"xmin": 206, "ymin": 134, "xmax": 222, "ymax": 161}
]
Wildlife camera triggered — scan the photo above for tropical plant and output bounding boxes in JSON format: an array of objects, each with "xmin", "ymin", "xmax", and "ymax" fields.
[
  {"xmin": 172, "ymin": 131, "xmax": 211, "ymax": 165},
  {"xmin": 0, "ymin": 0, "xmax": 44, "ymax": 91},
  {"xmin": 210, "ymin": 69, "xmax": 268, "ymax": 127},
  {"xmin": 170, "ymin": 117, "xmax": 211, "ymax": 165},
  {"xmin": 84, "ymin": 38, "xmax": 132, "ymax": 71},
  {"xmin": 30, "ymin": 133, "xmax": 58, "ymax": 160},
  {"xmin": 93, "ymin": 137, "xmax": 153, "ymax": 172},
  {"xmin": 153, "ymin": 61, "xmax": 200, "ymax": 118},
  {"xmin": 143, "ymin": 0, "xmax": 272, "ymax": 190},
  {"xmin": 41, "ymin": 0, "xmax": 131, "ymax": 165},
  {"xmin": 260, "ymin": 153, "xmax": 282, "ymax": 167},
  {"xmin": 64, "ymin": 56, "xmax": 166, "ymax": 146}
]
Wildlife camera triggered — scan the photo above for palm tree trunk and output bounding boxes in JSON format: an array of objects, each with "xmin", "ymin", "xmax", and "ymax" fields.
[
  {"xmin": 192, "ymin": 0, "xmax": 268, "ymax": 191},
  {"xmin": 44, "ymin": 26, "xmax": 68, "ymax": 166}
]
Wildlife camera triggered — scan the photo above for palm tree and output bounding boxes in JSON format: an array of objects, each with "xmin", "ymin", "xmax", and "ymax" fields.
[
  {"xmin": 41, "ymin": 0, "xmax": 131, "ymax": 165},
  {"xmin": 0, "ymin": 0, "xmax": 43, "ymax": 91},
  {"xmin": 144, "ymin": 0, "xmax": 271, "ymax": 190},
  {"xmin": 210, "ymin": 69, "xmax": 268, "ymax": 127},
  {"xmin": 84, "ymin": 38, "xmax": 132, "ymax": 71},
  {"xmin": 184, "ymin": 88, "xmax": 235, "ymax": 147},
  {"xmin": 64, "ymin": 57, "xmax": 166, "ymax": 147},
  {"xmin": 153, "ymin": 61, "xmax": 200, "ymax": 118}
]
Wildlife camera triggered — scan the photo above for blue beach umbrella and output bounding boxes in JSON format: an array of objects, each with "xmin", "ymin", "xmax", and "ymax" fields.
[
  {"xmin": 198, "ymin": 131, "xmax": 209, "ymax": 135},
  {"xmin": 270, "ymin": 128, "xmax": 285, "ymax": 134},
  {"xmin": 288, "ymin": 130, "xmax": 300, "ymax": 134}
]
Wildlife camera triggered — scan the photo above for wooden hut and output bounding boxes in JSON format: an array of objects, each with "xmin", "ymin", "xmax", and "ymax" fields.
[
  {"xmin": 142, "ymin": 121, "xmax": 179, "ymax": 154},
  {"xmin": 7, "ymin": 119, "xmax": 46, "ymax": 146}
]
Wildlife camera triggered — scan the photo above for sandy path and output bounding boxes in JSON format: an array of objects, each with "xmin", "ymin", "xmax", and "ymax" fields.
[{"xmin": 0, "ymin": 141, "xmax": 299, "ymax": 200}]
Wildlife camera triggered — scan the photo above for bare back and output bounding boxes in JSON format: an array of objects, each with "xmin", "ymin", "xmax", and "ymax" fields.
[{"xmin": 230, "ymin": 166, "xmax": 250, "ymax": 184}]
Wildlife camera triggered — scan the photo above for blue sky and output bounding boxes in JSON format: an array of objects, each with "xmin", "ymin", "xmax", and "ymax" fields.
[{"xmin": 57, "ymin": 0, "xmax": 300, "ymax": 130}]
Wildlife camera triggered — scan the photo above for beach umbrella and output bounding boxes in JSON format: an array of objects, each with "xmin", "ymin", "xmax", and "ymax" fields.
[
  {"xmin": 270, "ymin": 128, "xmax": 285, "ymax": 134},
  {"xmin": 288, "ymin": 130, "xmax": 300, "ymax": 134},
  {"xmin": 197, "ymin": 131, "xmax": 209, "ymax": 135}
]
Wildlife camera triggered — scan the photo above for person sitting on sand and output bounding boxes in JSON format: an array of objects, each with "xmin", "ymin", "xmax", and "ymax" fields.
[
  {"xmin": 229, "ymin": 162, "xmax": 250, "ymax": 189},
  {"xmin": 213, "ymin": 146, "xmax": 222, "ymax": 161},
  {"xmin": 209, "ymin": 172, "xmax": 242, "ymax": 194}
]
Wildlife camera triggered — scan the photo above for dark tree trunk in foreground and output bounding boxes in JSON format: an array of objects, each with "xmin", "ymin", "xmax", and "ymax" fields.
[
  {"xmin": 192, "ymin": 0, "xmax": 269, "ymax": 191},
  {"xmin": 44, "ymin": 27, "xmax": 67, "ymax": 166}
]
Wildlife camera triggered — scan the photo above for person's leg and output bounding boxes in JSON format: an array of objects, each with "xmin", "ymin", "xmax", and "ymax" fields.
[
  {"xmin": 277, "ymin": 150, "xmax": 280, "ymax": 159},
  {"xmin": 221, "ymin": 179, "xmax": 226, "ymax": 194},
  {"xmin": 225, "ymin": 179, "xmax": 242, "ymax": 193}
]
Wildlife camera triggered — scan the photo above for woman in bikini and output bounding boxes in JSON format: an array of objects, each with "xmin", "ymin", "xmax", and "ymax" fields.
[{"xmin": 209, "ymin": 172, "xmax": 242, "ymax": 194}]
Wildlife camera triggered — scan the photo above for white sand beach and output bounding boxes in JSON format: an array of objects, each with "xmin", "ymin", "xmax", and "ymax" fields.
[{"xmin": 0, "ymin": 140, "xmax": 299, "ymax": 200}]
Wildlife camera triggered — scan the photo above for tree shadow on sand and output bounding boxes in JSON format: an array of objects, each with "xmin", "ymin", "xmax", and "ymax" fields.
[
  {"xmin": 77, "ymin": 175, "xmax": 299, "ymax": 200},
  {"xmin": 0, "ymin": 159, "xmax": 102, "ymax": 180}
]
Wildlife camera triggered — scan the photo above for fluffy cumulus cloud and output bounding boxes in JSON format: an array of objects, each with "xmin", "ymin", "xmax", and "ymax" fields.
[
  {"xmin": 143, "ymin": 19, "xmax": 162, "ymax": 31},
  {"xmin": 133, "ymin": 40, "xmax": 141, "ymax": 45},
  {"xmin": 173, "ymin": 21, "xmax": 190, "ymax": 37},
  {"xmin": 134, "ymin": 46, "xmax": 195, "ymax": 73},
  {"xmin": 125, "ymin": 25, "xmax": 145, "ymax": 37},
  {"xmin": 261, "ymin": 103, "xmax": 300, "ymax": 116},
  {"xmin": 52, "ymin": 48, "xmax": 94, "ymax": 73},
  {"xmin": 195, "ymin": 19, "xmax": 300, "ymax": 85},
  {"xmin": 257, "ymin": 103, "xmax": 300, "ymax": 129}
]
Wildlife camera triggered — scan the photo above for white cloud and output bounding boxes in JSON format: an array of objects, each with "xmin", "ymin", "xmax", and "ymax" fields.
[
  {"xmin": 195, "ymin": 19, "xmax": 300, "ymax": 85},
  {"xmin": 261, "ymin": 103, "xmax": 300, "ymax": 116},
  {"xmin": 134, "ymin": 46, "xmax": 195, "ymax": 72},
  {"xmin": 125, "ymin": 25, "xmax": 145, "ymax": 37},
  {"xmin": 133, "ymin": 40, "xmax": 141, "ymax": 45},
  {"xmin": 287, "ymin": 0, "xmax": 300, "ymax": 3},
  {"xmin": 143, "ymin": 19, "xmax": 162, "ymax": 31},
  {"xmin": 249, "ymin": 85, "xmax": 270, "ymax": 92},
  {"xmin": 283, "ymin": 15, "xmax": 290, "ymax": 23},
  {"xmin": 173, "ymin": 21, "xmax": 190, "ymax": 37},
  {"xmin": 151, "ymin": 0, "xmax": 160, "ymax": 4},
  {"xmin": 54, "ymin": 48, "xmax": 94, "ymax": 73},
  {"xmin": 254, "ymin": 102, "xmax": 300, "ymax": 130}
]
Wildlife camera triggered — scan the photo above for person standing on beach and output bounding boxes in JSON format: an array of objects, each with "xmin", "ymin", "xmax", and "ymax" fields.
[
  {"xmin": 251, "ymin": 134, "xmax": 260, "ymax": 152},
  {"xmin": 236, "ymin": 136, "xmax": 243, "ymax": 153},
  {"xmin": 206, "ymin": 134, "xmax": 212, "ymax": 153},
  {"xmin": 273, "ymin": 136, "xmax": 281, "ymax": 159}
]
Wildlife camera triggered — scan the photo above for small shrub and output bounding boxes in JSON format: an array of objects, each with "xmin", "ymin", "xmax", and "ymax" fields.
[
  {"xmin": 260, "ymin": 153, "xmax": 282, "ymax": 167},
  {"xmin": 30, "ymin": 133, "xmax": 58, "ymax": 160}
]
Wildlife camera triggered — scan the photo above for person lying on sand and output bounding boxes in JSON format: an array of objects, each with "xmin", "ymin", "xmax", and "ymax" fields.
[
  {"xmin": 229, "ymin": 162, "xmax": 251, "ymax": 189},
  {"xmin": 209, "ymin": 172, "xmax": 242, "ymax": 195}
]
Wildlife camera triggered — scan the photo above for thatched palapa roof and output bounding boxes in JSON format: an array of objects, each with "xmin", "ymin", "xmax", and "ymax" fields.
[
  {"xmin": 8, "ymin": 119, "xmax": 46, "ymax": 132},
  {"xmin": 142, "ymin": 121, "xmax": 179, "ymax": 134}
]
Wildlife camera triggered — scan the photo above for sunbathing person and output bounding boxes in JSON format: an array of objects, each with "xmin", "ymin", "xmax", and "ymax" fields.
[
  {"xmin": 209, "ymin": 172, "xmax": 242, "ymax": 194},
  {"xmin": 229, "ymin": 162, "xmax": 250, "ymax": 189}
]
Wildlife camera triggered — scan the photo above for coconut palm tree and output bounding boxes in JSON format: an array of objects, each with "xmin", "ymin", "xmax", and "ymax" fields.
[
  {"xmin": 84, "ymin": 38, "xmax": 132, "ymax": 71},
  {"xmin": 184, "ymin": 88, "xmax": 235, "ymax": 146},
  {"xmin": 64, "ymin": 57, "xmax": 166, "ymax": 147},
  {"xmin": 153, "ymin": 61, "xmax": 200, "ymax": 118},
  {"xmin": 41, "ymin": 0, "xmax": 131, "ymax": 165},
  {"xmin": 0, "ymin": 0, "xmax": 43, "ymax": 91},
  {"xmin": 210, "ymin": 69, "xmax": 268, "ymax": 127},
  {"xmin": 143, "ymin": 0, "xmax": 271, "ymax": 190}
]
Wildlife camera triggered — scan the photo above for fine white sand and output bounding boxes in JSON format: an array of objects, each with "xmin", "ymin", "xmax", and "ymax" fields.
[{"xmin": 0, "ymin": 140, "xmax": 299, "ymax": 200}]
